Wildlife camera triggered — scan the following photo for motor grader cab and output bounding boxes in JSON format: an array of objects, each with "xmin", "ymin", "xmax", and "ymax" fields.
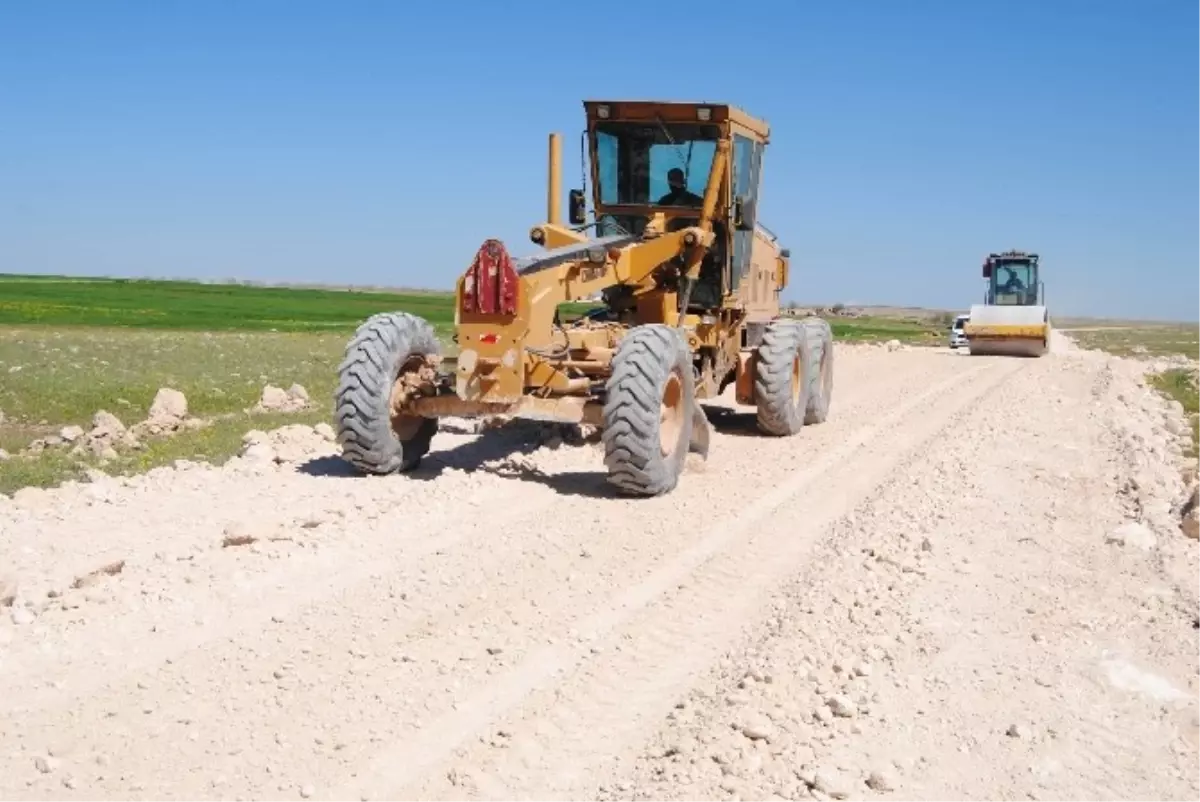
[
  {"xmin": 333, "ymin": 99, "xmax": 835, "ymax": 496},
  {"xmin": 963, "ymin": 249, "xmax": 1051, "ymax": 357}
]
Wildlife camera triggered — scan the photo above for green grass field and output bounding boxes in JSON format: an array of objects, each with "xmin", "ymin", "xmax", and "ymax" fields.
[
  {"xmin": 826, "ymin": 316, "xmax": 945, "ymax": 344},
  {"xmin": 0, "ymin": 273, "xmax": 942, "ymax": 339},
  {"xmin": 0, "ymin": 274, "xmax": 953, "ymax": 494},
  {"xmin": 0, "ymin": 273, "xmax": 460, "ymax": 336},
  {"xmin": 2, "ymin": 274, "xmax": 1190, "ymax": 496},
  {"xmin": 1061, "ymin": 323, "xmax": 1198, "ymax": 359}
]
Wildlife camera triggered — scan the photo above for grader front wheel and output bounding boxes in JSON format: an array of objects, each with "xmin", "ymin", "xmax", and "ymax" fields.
[
  {"xmin": 335, "ymin": 311, "xmax": 440, "ymax": 474},
  {"xmin": 601, "ymin": 325, "xmax": 697, "ymax": 497}
]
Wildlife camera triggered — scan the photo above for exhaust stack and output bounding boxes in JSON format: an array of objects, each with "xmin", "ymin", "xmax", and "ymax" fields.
[{"xmin": 547, "ymin": 133, "xmax": 562, "ymax": 226}]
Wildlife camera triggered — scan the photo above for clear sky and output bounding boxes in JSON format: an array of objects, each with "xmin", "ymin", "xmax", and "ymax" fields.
[{"xmin": 1, "ymin": 0, "xmax": 1196, "ymax": 321}]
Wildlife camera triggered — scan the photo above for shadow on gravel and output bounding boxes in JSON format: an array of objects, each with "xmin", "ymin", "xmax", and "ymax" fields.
[
  {"xmin": 295, "ymin": 424, "xmax": 615, "ymax": 498},
  {"xmin": 296, "ymin": 456, "xmax": 360, "ymax": 477},
  {"xmin": 702, "ymin": 405, "xmax": 763, "ymax": 437},
  {"xmin": 480, "ymin": 465, "xmax": 613, "ymax": 498}
]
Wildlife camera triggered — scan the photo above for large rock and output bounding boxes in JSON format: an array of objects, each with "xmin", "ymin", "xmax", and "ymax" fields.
[
  {"xmin": 258, "ymin": 385, "xmax": 290, "ymax": 411},
  {"xmin": 0, "ymin": 574, "xmax": 16, "ymax": 607},
  {"xmin": 130, "ymin": 389, "xmax": 204, "ymax": 439},
  {"xmin": 148, "ymin": 388, "xmax": 188, "ymax": 421},
  {"xmin": 59, "ymin": 425, "xmax": 85, "ymax": 443},
  {"xmin": 1181, "ymin": 483, "xmax": 1199, "ymax": 540},
  {"xmin": 91, "ymin": 410, "xmax": 126, "ymax": 436},
  {"xmin": 1106, "ymin": 521, "xmax": 1157, "ymax": 551},
  {"xmin": 83, "ymin": 409, "xmax": 140, "ymax": 454},
  {"xmin": 1183, "ymin": 514, "xmax": 1198, "ymax": 540},
  {"xmin": 255, "ymin": 384, "xmax": 310, "ymax": 413},
  {"xmin": 237, "ymin": 423, "xmax": 330, "ymax": 466}
]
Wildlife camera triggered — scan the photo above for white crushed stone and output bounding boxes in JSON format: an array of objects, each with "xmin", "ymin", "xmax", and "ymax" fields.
[{"xmin": 0, "ymin": 341, "xmax": 1194, "ymax": 802}]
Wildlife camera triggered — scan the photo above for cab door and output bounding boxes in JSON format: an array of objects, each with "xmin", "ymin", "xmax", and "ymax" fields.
[{"xmin": 729, "ymin": 133, "xmax": 763, "ymax": 295}]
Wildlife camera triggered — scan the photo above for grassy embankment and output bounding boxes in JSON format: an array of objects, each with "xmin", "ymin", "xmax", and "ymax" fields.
[
  {"xmin": 0, "ymin": 274, "xmax": 942, "ymax": 493},
  {"xmin": 1063, "ymin": 322, "xmax": 1199, "ymax": 457},
  {"xmin": 1062, "ymin": 323, "xmax": 1198, "ymax": 360}
]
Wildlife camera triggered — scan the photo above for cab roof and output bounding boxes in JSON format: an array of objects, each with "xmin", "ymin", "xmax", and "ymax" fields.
[
  {"xmin": 987, "ymin": 250, "xmax": 1039, "ymax": 262},
  {"xmin": 582, "ymin": 99, "xmax": 770, "ymax": 141}
]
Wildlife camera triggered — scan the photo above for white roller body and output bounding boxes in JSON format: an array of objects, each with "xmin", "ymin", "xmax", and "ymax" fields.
[
  {"xmin": 964, "ymin": 303, "xmax": 1049, "ymax": 358},
  {"xmin": 966, "ymin": 303, "xmax": 1047, "ymax": 327}
]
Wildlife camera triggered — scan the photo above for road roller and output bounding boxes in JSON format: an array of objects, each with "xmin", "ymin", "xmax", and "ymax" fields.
[{"xmin": 963, "ymin": 249, "xmax": 1050, "ymax": 357}]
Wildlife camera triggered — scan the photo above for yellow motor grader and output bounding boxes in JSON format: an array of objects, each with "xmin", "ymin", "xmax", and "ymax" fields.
[{"xmin": 334, "ymin": 99, "xmax": 834, "ymax": 496}]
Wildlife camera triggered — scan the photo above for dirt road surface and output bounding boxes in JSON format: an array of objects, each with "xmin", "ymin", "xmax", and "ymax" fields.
[{"xmin": 1, "ymin": 335, "xmax": 1196, "ymax": 801}]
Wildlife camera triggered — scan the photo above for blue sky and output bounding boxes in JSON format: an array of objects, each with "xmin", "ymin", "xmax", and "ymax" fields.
[{"xmin": 1, "ymin": 0, "xmax": 1196, "ymax": 321}]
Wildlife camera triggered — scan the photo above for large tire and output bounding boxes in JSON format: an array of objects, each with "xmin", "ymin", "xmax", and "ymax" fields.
[
  {"xmin": 602, "ymin": 325, "xmax": 696, "ymax": 497},
  {"xmin": 754, "ymin": 318, "xmax": 813, "ymax": 436},
  {"xmin": 800, "ymin": 316, "xmax": 834, "ymax": 424},
  {"xmin": 335, "ymin": 311, "xmax": 440, "ymax": 474}
]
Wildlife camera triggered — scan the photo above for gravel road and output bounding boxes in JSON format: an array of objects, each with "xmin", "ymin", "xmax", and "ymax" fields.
[{"xmin": 1, "ymin": 336, "xmax": 1196, "ymax": 801}]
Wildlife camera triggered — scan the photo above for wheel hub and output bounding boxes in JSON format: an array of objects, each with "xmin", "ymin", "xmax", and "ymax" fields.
[
  {"xmin": 659, "ymin": 371, "xmax": 684, "ymax": 456},
  {"xmin": 389, "ymin": 356, "xmax": 438, "ymax": 440},
  {"xmin": 791, "ymin": 353, "xmax": 803, "ymax": 405}
]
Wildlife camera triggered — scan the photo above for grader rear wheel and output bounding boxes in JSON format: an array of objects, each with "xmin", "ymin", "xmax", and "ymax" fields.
[
  {"xmin": 753, "ymin": 318, "xmax": 813, "ymax": 436},
  {"xmin": 602, "ymin": 325, "xmax": 696, "ymax": 497},
  {"xmin": 800, "ymin": 316, "xmax": 834, "ymax": 424},
  {"xmin": 335, "ymin": 311, "xmax": 440, "ymax": 474}
]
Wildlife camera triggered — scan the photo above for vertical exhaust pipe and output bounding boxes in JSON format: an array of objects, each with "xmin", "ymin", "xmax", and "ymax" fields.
[{"xmin": 547, "ymin": 132, "xmax": 562, "ymax": 226}]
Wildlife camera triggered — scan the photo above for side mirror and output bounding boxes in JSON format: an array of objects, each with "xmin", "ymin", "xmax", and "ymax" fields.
[
  {"xmin": 733, "ymin": 196, "xmax": 757, "ymax": 231},
  {"xmin": 568, "ymin": 189, "xmax": 587, "ymax": 226}
]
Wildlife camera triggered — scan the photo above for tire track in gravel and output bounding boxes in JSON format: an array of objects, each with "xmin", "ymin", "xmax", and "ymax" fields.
[
  {"xmin": 587, "ymin": 350, "xmax": 1197, "ymax": 802},
  {"xmin": 1, "ymin": 466, "xmax": 560, "ymax": 712},
  {"xmin": 241, "ymin": 353, "xmax": 936, "ymax": 682},
  {"xmin": 337, "ymin": 356, "xmax": 1025, "ymax": 801},
  {"xmin": 0, "ymin": 350, "xmax": 894, "ymax": 715},
  {"xmin": 0, "ymin": 350, "xmax": 958, "ymax": 800}
]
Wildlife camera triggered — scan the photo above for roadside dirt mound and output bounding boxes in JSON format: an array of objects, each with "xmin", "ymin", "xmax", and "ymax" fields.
[
  {"xmin": 253, "ymin": 383, "xmax": 311, "ymax": 413},
  {"xmin": 0, "ymin": 344, "xmax": 1195, "ymax": 801},
  {"xmin": 1048, "ymin": 328, "xmax": 1077, "ymax": 354},
  {"xmin": 11, "ymin": 382, "xmax": 321, "ymax": 462}
]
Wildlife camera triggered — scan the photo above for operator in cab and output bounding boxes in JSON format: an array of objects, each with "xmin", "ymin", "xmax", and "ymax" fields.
[
  {"xmin": 657, "ymin": 168, "xmax": 704, "ymax": 206},
  {"xmin": 998, "ymin": 267, "xmax": 1026, "ymax": 293}
]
